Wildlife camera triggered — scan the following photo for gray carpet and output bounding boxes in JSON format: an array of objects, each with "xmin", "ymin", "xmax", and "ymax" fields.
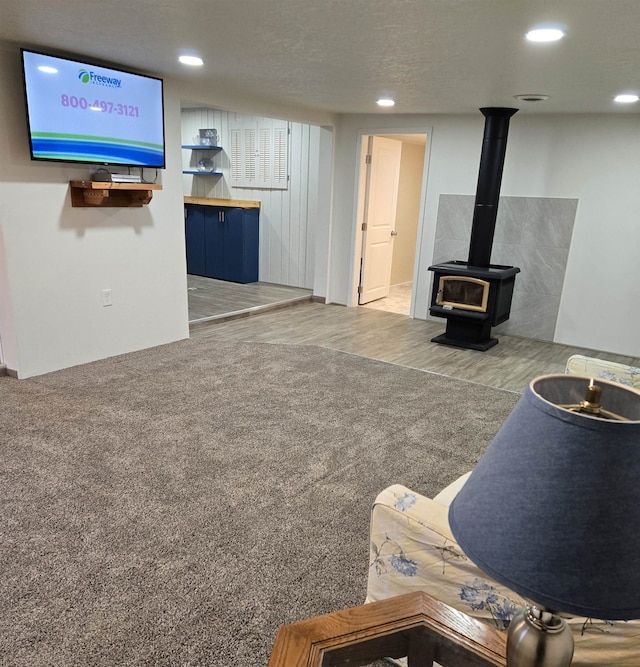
[{"xmin": 0, "ymin": 338, "xmax": 519, "ymax": 665}]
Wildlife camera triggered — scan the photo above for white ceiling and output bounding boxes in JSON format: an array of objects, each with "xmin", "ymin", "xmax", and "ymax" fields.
[{"xmin": 2, "ymin": 0, "xmax": 640, "ymax": 117}]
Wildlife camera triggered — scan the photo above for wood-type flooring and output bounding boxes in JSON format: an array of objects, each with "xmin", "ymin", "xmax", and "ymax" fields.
[
  {"xmin": 187, "ymin": 274, "xmax": 312, "ymax": 323},
  {"xmin": 189, "ymin": 282, "xmax": 640, "ymax": 394}
]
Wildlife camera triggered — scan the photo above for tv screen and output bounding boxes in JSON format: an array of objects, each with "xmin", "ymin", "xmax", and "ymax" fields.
[{"xmin": 21, "ymin": 49, "xmax": 166, "ymax": 168}]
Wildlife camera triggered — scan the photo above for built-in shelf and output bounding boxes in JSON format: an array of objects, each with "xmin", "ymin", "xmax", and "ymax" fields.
[
  {"xmin": 69, "ymin": 181, "xmax": 162, "ymax": 208},
  {"xmin": 182, "ymin": 144, "xmax": 223, "ymax": 176},
  {"xmin": 181, "ymin": 145, "xmax": 223, "ymax": 151},
  {"xmin": 182, "ymin": 170, "xmax": 223, "ymax": 176}
]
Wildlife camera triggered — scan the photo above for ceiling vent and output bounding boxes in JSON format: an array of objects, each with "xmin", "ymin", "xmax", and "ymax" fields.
[{"xmin": 514, "ymin": 94, "xmax": 550, "ymax": 102}]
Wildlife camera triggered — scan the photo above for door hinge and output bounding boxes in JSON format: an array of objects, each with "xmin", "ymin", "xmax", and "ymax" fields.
[
  {"xmin": 365, "ymin": 154, "xmax": 372, "ymax": 164},
  {"xmin": 357, "ymin": 285, "xmax": 363, "ymax": 294},
  {"xmin": 361, "ymin": 222, "xmax": 367, "ymax": 231}
]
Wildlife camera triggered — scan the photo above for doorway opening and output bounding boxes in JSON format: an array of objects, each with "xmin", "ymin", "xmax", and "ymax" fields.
[
  {"xmin": 180, "ymin": 105, "xmax": 328, "ymax": 328},
  {"xmin": 354, "ymin": 132, "xmax": 427, "ymax": 317}
]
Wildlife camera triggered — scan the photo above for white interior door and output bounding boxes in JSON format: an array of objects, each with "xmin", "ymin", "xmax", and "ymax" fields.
[{"xmin": 359, "ymin": 136, "xmax": 402, "ymax": 304}]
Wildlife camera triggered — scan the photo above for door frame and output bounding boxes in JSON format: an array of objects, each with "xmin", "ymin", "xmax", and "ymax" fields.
[{"xmin": 349, "ymin": 126, "xmax": 433, "ymax": 317}]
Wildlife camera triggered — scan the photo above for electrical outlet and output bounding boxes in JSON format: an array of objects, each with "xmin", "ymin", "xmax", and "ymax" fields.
[{"xmin": 102, "ymin": 289, "xmax": 113, "ymax": 307}]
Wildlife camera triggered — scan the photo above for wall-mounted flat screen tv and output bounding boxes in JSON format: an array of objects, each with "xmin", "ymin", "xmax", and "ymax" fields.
[{"xmin": 21, "ymin": 48, "xmax": 166, "ymax": 168}]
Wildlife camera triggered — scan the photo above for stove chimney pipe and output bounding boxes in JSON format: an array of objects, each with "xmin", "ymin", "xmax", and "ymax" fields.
[{"xmin": 467, "ymin": 107, "xmax": 518, "ymax": 268}]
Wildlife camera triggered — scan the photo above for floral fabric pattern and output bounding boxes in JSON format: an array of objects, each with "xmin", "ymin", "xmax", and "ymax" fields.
[
  {"xmin": 370, "ymin": 535, "xmax": 417, "ymax": 577},
  {"xmin": 394, "ymin": 492, "xmax": 417, "ymax": 512},
  {"xmin": 458, "ymin": 578, "xmax": 519, "ymax": 630},
  {"xmin": 390, "ymin": 554, "xmax": 418, "ymax": 577}
]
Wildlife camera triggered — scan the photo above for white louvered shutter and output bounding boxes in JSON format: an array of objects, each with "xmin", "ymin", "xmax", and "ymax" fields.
[
  {"xmin": 230, "ymin": 128, "xmax": 243, "ymax": 185},
  {"xmin": 244, "ymin": 126, "xmax": 257, "ymax": 184},
  {"xmin": 230, "ymin": 119, "xmax": 288, "ymax": 189},
  {"xmin": 272, "ymin": 125, "xmax": 288, "ymax": 189},
  {"xmin": 258, "ymin": 126, "xmax": 271, "ymax": 184}
]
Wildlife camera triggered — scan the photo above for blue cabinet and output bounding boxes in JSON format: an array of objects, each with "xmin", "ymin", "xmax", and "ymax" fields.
[{"xmin": 185, "ymin": 203, "xmax": 259, "ymax": 283}]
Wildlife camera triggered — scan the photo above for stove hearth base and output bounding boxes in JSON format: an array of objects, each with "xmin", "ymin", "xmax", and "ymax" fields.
[{"xmin": 431, "ymin": 318, "xmax": 498, "ymax": 351}]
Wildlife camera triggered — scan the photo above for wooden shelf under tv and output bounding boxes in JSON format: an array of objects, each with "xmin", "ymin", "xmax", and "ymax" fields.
[{"xmin": 69, "ymin": 181, "xmax": 162, "ymax": 208}]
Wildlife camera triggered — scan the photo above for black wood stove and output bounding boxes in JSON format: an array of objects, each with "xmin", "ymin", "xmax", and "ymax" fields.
[{"xmin": 429, "ymin": 108, "xmax": 520, "ymax": 351}]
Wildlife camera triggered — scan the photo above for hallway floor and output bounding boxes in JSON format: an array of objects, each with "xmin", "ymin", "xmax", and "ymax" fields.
[{"xmin": 360, "ymin": 282, "xmax": 412, "ymax": 316}]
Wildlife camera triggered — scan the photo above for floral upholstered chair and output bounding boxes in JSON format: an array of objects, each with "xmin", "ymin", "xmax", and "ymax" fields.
[{"xmin": 367, "ymin": 478, "xmax": 640, "ymax": 666}]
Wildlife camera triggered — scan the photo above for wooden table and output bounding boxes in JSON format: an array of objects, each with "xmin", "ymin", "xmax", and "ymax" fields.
[{"xmin": 268, "ymin": 591, "xmax": 507, "ymax": 667}]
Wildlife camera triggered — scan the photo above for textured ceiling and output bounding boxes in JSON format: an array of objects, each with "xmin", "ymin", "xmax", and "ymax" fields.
[{"xmin": 2, "ymin": 0, "xmax": 640, "ymax": 116}]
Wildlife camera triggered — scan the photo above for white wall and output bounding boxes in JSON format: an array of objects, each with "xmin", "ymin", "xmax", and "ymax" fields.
[
  {"xmin": 329, "ymin": 113, "xmax": 640, "ymax": 357},
  {"xmin": 0, "ymin": 44, "xmax": 190, "ymax": 378},
  {"xmin": 311, "ymin": 125, "xmax": 334, "ymax": 299},
  {"xmin": 505, "ymin": 116, "xmax": 640, "ymax": 356}
]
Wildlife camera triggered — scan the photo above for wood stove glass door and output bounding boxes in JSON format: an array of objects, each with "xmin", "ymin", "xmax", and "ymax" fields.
[
  {"xmin": 358, "ymin": 136, "xmax": 402, "ymax": 304},
  {"xmin": 437, "ymin": 276, "xmax": 490, "ymax": 312}
]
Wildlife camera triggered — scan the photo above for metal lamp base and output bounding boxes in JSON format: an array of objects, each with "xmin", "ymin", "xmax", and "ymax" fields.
[{"xmin": 507, "ymin": 605, "xmax": 574, "ymax": 666}]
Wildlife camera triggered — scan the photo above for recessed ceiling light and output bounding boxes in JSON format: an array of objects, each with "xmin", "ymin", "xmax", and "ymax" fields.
[
  {"xmin": 614, "ymin": 94, "xmax": 639, "ymax": 104},
  {"xmin": 526, "ymin": 27, "xmax": 566, "ymax": 42},
  {"xmin": 377, "ymin": 98, "xmax": 395, "ymax": 107},
  {"xmin": 179, "ymin": 55, "xmax": 204, "ymax": 67}
]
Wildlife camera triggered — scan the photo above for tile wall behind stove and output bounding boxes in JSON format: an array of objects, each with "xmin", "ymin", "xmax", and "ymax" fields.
[{"xmin": 433, "ymin": 194, "xmax": 578, "ymax": 341}]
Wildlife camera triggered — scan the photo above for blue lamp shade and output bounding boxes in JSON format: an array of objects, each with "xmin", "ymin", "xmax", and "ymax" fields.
[{"xmin": 448, "ymin": 374, "xmax": 640, "ymax": 620}]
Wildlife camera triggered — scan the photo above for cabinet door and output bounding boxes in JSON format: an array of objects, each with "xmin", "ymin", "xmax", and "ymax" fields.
[
  {"xmin": 204, "ymin": 207, "xmax": 225, "ymax": 279},
  {"xmin": 185, "ymin": 204, "xmax": 206, "ymax": 276},
  {"xmin": 240, "ymin": 208, "xmax": 259, "ymax": 283},
  {"xmin": 222, "ymin": 208, "xmax": 259, "ymax": 283}
]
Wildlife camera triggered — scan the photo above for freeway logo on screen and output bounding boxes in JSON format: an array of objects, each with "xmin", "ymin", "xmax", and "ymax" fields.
[{"xmin": 78, "ymin": 69, "xmax": 122, "ymax": 88}]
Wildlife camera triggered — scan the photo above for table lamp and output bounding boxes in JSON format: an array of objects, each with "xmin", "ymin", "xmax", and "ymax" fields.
[{"xmin": 448, "ymin": 374, "xmax": 640, "ymax": 666}]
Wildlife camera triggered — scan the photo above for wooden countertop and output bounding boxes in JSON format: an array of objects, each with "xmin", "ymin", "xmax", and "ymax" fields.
[{"xmin": 184, "ymin": 196, "xmax": 261, "ymax": 209}]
